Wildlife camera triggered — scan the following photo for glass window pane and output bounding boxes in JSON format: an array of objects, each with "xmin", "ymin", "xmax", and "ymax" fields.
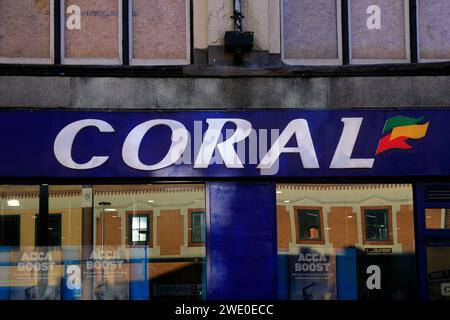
[
  {"xmin": 0, "ymin": 186, "xmax": 44, "ymax": 300},
  {"xmin": 190, "ymin": 212, "xmax": 205, "ymax": 244},
  {"xmin": 132, "ymin": 230, "xmax": 139, "ymax": 242},
  {"xmin": 94, "ymin": 184, "xmax": 205, "ymax": 300},
  {"xmin": 427, "ymin": 247, "xmax": 450, "ymax": 300},
  {"xmin": 0, "ymin": 0, "xmax": 52, "ymax": 61},
  {"xmin": 364, "ymin": 210, "xmax": 389, "ymax": 241},
  {"xmin": 282, "ymin": 0, "xmax": 340, "ymax": 64},
  {"xmin": 132, "ymin": 217, "xmax": 139, "ymax": 229},
  {"xmin": 131, "ymin": 0, "xmax": 189, "ymax": 63},
  {"xmin": 298, "ymin": 210, "xmax": 321, "ymax": 240},
  {"xmin": 349, "ymin": 0, "xmax": 408, "ymax": 62},
  {"xmin": 63, "ymin": 0, "xmax": 120, "ymax": 62},
  {"xmin": 426, "ymin": 208, "xmax": 450, "ymax": 229},
  {"xmin": 139, "ymin": 217, "xmax": 147, "ymax": 229},
  {"xmin": 276, "ymin": 183, "xmax": 416, "ymax": 300},
  {"xmin": 418, "ymin": 0, "xmax": 450, "ymax": 61}
]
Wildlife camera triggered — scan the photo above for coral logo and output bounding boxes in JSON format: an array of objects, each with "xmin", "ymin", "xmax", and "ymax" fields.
[{"xmin": 376, "ymin": 116, "xmax": 429, "ymax": 155}]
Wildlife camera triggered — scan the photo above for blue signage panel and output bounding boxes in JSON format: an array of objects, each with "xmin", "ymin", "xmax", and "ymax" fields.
[{"xmin": 0, "ymin": 109, "xmax": 444, "ymax": 178}]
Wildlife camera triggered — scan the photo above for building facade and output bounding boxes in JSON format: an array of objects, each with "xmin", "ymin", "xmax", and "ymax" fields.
[{"xmin": 0, "ymin": 0, "xmax": 450, "ymax": 300}]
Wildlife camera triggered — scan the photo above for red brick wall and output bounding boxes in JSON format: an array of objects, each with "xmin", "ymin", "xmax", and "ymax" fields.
[
  {"xmin": 328, "ymin": 207, "xmax": 358, "ymax": 248},
  {"xmin": 396, "ymin": 205, "xmax": 415, "ymax": 253},
  {"xmin": 157, "ymin": 210, "xmax": 184, "ymax": 256},
  {"xmin": 277, "ymin": 205, "xmax": 291, "ymax": 251},
  {"xmin": 96, "ymin": 213, "xmax": 122, "ymax": 246},
  {"xmin": 426, "ymin": 208, "xmax": 442, "ymax": 229}
]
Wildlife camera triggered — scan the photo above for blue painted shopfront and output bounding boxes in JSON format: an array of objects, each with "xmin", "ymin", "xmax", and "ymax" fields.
[{"xmin": 0, "ymin": 109, "xmax": 449, "ymax": 299}]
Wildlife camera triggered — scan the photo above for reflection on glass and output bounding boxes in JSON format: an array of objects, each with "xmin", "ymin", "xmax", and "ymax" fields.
[
  {"xmin": 276, "ymin": 184, "xmax": 416, "ymax": 300},
  {"xmin": 0, "ymin": 186, "xmax": 43, "ymax": 300},
  {"xmin": 364, "ymin": 209, "xmax": 389, "ymax": 241},
  {"xmin": 425, "ymin": 208, "xmax": 450, "ymax": 229},
  {"xmin": 0, "ymin": 184, "xmax": 206, "ymax": 300},
  {"xmin": 427, "ymin": 247, "xmax": 450, "ymax": 300}
]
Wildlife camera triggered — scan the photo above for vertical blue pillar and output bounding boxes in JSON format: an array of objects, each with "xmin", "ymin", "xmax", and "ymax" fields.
[
  {"xmin": 336, "ymin": 248, "xmax": 357, "ymax": 300},
  {"xmin": 206, "ymin": 182, "xmax": 277, "ymax": 300}
]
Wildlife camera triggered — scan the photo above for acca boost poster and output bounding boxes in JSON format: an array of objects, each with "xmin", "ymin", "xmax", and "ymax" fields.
[{"xmin": 289, "ymin": 247, "xmax": 337, "ymax": 300}]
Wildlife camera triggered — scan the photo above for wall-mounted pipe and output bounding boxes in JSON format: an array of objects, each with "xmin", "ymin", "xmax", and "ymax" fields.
[
  {"xmin": 233, "ymin": 0, "xmax": 243, "ymax": 32},
  {"xmin": 225, "ymin": 0, "xmax": 254, "ymax": 65}
]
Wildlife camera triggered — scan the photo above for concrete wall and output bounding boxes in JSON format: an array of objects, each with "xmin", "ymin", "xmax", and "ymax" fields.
[{"xmin": 1, "ymin": 75, "xmax": 450, "ymax": 110}]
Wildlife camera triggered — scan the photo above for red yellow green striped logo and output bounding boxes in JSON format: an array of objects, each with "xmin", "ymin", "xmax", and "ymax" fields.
[{"xmin": 375, "ymin": 116, "xmax": 429, "ymax": 155}]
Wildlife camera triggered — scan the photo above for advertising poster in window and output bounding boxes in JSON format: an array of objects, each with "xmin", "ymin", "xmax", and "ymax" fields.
[
  {"xmin": 289, "ymin": 247, "xmax": 337, "ymax": 300},
  {"xmin": 85, "ymin": 247, "xmax": 130, "ymax": 300},
  {"xmin": 9, "ymin": 247, "xmax": 61, "ymax": 300}
]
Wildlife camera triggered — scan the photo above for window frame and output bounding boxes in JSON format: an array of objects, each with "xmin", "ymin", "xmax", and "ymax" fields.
[
  {"xmin": 294, "ymin": 206, "xmax": 325, "ymax": 245},
  {"xmin": 128, "ymin": 0, "xmax": 191, "ymax": 66},
  {"xmin": 347, "ymin": 0, "xmax": 411, "ymax": 65},
  {"xmin": 362, "ymin": 206, "xmax": 393, "ymax": 245},
  {"xmin": 60, "ymin": 0, "xmax": 123, "ymax": 65},
  {"xmin": 126, "ymin": 211, "xmax": 152, "ymax": 246},
  {"xmin": 0, "ymin": 0, "xmax": 54, "ymax": 65},
  {"xmin": 188, "ymin": 208, "xmax": 205, "ymax": 247},
  {"xmin": 280, "ymin": 0, "xmax": 343, "ymax": 66}
]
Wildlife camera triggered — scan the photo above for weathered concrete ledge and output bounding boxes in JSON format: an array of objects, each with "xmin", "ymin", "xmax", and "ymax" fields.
[{"xmin": 0, "ymin": 76, "xmax": 449, "ymax": 110}]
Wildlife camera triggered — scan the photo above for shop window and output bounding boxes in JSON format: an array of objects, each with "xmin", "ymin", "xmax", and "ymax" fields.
[
  {"xmin": 130, "ymin": 0, "xmax": 190, "ymax": 65},
  {"xmin": 348, "ymin": 0, "xmax": 410, "ymax": 64},
  {"xmin": 35, "ymin": 214, "xmax": 62, "ymax": 247},
  {"xmin": 282, "ymin": 0, "xmax": 342, "ymax": 65},
  {"xmin": 418, "ymin": 0, "xmax": 450, "ymax": 62},
  {"xmin": 0, "ymin": 216, "xmax": 20, "ymax": 247},
  {"xmin": 295, "ymin": 208, "xmax": 324, "ymax": 244},
  {"xmin": 189, "ymin": 210, "xmax": 205, "ymax": 246},
  {"xmin": 0, "ymin": 184, "xmax": 205, "ymax": 301},
  {"xmin": 126, "ymin": 212, "xmax": 152, "ymax": 246},
  {"xmin": 0, "ymin": 0, "xmax": 53, "ymax": 63},
  {"xmin": 426, "ymin": 246, "xmax": 450, "ymax": 300},
  {"xmin": 276, "ymin": 184, "xmax": 416, "ymax": 300},
  {"xmin": 62, "ymin": 0, "xmax": 122, "ymax": 64},
  {"xmin": 362, "ymin": 208, "xmax": 391, "ymax": 243}
]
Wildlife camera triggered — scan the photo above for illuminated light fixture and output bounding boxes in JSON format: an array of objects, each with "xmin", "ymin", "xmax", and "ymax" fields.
[
  {"xmin": 148, "ymin": 200, "xmax": 155, "ymax": 203},
  {"xmin": 7, "ymin": 199, "xmax": 20, "ymax": 207},
  {"xmin": 283, "ymin": 200, "xmax": 291, "ymax": 203},
  {"xmin": 276, "ymin": 191, "xmax": 283, "ymax": 194},
  {"xmin": 105, "ymin": 208, "xmax": 117, "ymax": 212},
  {"xmin": 325, "ymin": 227, "xmax": 331, "ymax": 230},
  {"xmin": 426, "ymin": 216, "xmax": 431, "ymax": 219},
  {"xmin": 347, "ymin": 215, "xmax": 353, "ymax": 218}
]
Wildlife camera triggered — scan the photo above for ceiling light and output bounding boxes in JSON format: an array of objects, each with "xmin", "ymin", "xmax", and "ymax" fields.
[
  {"xmin": 276, "ymin": 191, "xmax": 282, "ymax": 194},
  {"xmin": 105, "ymin": 208, "xmax": 117, "ymax": 212},
  {"xmin": 283, "ymin": 200, "xmax": 291, "ymax": 203},
  {"xmin": 148, "ymin": 200, "xmax": 155, "ymax": 203},
  {"xmin": 7, "ymin": 199, "xmax": 20, "ymax": 207}
]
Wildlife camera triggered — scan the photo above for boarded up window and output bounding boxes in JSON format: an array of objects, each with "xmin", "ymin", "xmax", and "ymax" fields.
[
  {"xmin": 131, "ymin": 0, "xmax": 189, "ymax": 65},
  {"xmin": 63, "ymin": 0, "xmax": 121, "ymax": 63},
  {"xmin": 418, "ymin": 0, "xmax": 450, "ymax": 61},
  {"xmin": 282, "ymin": 0, "xmax": 341, "ymax": 65},
  {"xmin": 349, "ymin": 0, "xmax": 409, "ymax": 63},
  {"xmin": 0, "ymin": 0, "xmax": 52, "ymax": 62}
]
